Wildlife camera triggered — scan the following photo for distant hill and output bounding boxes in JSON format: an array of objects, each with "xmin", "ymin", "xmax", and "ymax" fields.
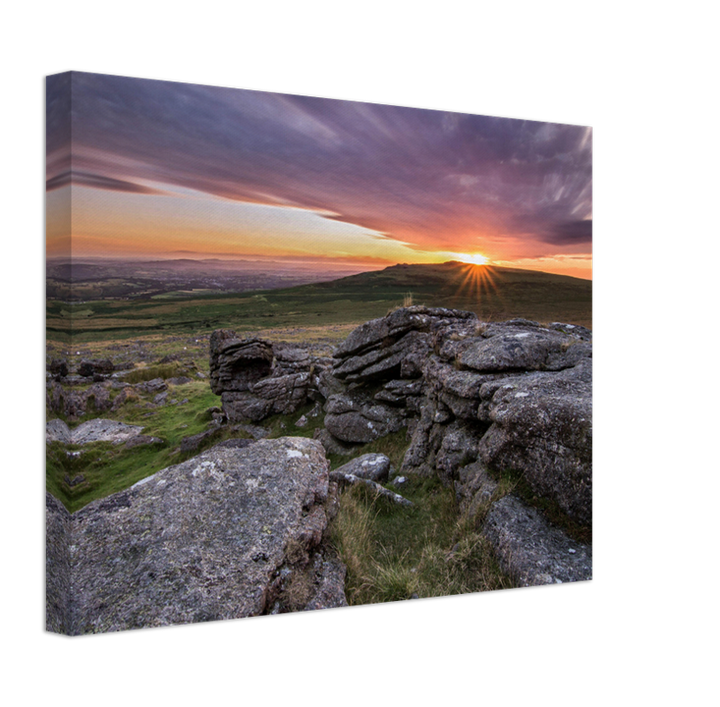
[{"xmin": 297, "ymin": 261, "xmax": 592, "ymax": 328}]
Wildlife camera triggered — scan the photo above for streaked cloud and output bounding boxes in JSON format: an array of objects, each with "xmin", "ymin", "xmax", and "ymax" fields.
[{"xmin": 46, "ymin": 72, "xmax": 592, "ymax": 277}]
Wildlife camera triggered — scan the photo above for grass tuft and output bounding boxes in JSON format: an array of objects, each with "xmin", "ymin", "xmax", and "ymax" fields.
[{"xmin": 330, "ymin": 471, "xmax": 513, "ymax": 605}]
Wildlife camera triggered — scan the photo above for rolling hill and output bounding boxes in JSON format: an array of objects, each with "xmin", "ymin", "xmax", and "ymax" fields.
[
  {"xmin": 308, "ymin": 261, "xmax": 591, "ymax": 325},
  {"xmin": 46, "ymin": 262, "xmax": 592, "ymax": 341}
]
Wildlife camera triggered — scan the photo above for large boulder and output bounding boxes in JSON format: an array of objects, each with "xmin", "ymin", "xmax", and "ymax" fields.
[
  {"xmin": 399, "ymin": 316, "xmax": 592, "ymax": 527},
  {"xmin": 209, "ymin": 331, "xmax": 273, "ymax": 394},
  {"xmin": 477, "ymin": 360, "xmax": 592, "ymax": 525},
  {"xmin": 220, "ymin": 372, "xmax": 312, "ymax": 422},
  {"xmin": 482, "ymin": 495, "xmax": 592, "ymax": 586},
  {"xmin": 46, "ymin": 437, "xmax": 346, "ymax": 634},
  {"xmin": 332, "ymin": 453, "xmax": 393, "ymax": 482},
  {"xmin": 333, "ymin": 306, "xmax": 476, "ymax": 359}
]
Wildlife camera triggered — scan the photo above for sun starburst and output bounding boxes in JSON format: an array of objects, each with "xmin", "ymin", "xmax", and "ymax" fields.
[{"xmin": 448, "ymin": 261, "xmax": 507, "ymax": 318}]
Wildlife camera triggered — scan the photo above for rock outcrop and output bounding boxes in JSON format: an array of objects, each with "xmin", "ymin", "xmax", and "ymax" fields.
[
  {"xmin": 46, "ymin": 356, "xmax": 197, "ymax": 420},
  {"xmin": 207, "ymin": 310, "xmax": 592, "ymax": 533},
  {"xmin": 392, "ymin": 318, "xmax": 592, "ymax": 526},
  {"xmin": 322, "ymin": 307, "xmax": 476, "ymax": 447},
  {"xmin": 46, "ymin": 307, "xmax": 593, "ymax": 636},
  {"xmin": 482, "ymin": 495, "xmax": 592, "ymax": 586},
  {"xmin": 46, "ymin": 437, "xmax": 346, "ymax": 634},
  {"xmin": 209, "ymin": 330, "xmax": 330, "ymax": 423},
  {"xmin": 211, "ymin": 309, "xmax": 593, "ymax": 593}
]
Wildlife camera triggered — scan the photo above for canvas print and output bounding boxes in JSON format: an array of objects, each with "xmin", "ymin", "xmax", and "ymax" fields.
[{"xmin": 46, "ymin": 72, "xmax": 592, "ymax": 635}]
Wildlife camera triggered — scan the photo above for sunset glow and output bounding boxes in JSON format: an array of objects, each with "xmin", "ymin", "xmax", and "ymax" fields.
[
  {"xmin": 454, "ymin": 253, "xmax": 490, "ymax": 266},
  {"xmin": 46, "ymin": 73, "xmax": 592, "ymax": 279}
]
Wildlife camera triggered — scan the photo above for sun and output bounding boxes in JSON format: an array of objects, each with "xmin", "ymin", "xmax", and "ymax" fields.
[{"xmin": 455, "ymin": 253, "xmax": 489, "ymax": 266}]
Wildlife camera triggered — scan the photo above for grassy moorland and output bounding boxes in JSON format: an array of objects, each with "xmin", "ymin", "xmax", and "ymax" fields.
[
  {"xmin": 46, "ymin": 262, "xmax": 591, "ymax": 344},
  {"xmin": 46, "ymin": 261, "xmax": 591, "ymax": 600}
]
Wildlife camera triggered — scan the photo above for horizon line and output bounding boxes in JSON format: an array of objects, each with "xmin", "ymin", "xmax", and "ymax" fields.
[{"xmin": 46, "ymin": 255, "xmax": 592, "ymax": 281}]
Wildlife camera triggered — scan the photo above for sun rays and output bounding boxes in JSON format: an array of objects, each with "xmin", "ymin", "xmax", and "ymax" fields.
[{"xmin": 449, "ymin": 262, "xmax": 507, "ymax": 317}]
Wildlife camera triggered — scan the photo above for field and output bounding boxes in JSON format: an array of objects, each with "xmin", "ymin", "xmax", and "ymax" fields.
[{"xmin": 46, "ymin": 262, "xmax": 592, "ymax": 344}]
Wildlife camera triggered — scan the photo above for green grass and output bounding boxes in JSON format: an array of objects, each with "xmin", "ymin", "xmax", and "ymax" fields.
[
  {"xmin": 331, "ymin": 476, "xmax": 514, "ymax": 604},
  {"xmin": 46, "ymin": 379, "xmax": 230, "ymax": 512},
  {"xmin": 325, "ymin": 429, "xmax": 514, "ymax": 604},
  {"xmin": 264, "ymin": 411, "xmax": 483, "ymax": 601}
]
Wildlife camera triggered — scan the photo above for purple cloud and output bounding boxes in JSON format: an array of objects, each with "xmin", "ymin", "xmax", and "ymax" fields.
[{"xmin": 46, "ymin": 72, "xmax": 592, "ymax": 258}]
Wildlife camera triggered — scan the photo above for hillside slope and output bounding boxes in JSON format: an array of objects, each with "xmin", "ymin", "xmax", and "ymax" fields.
[{"xmin": 297, "ymin": 261, "xmax": 592, "ymax": 327}]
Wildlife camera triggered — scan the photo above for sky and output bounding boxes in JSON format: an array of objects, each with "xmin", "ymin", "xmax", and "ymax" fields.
[{"xmin": 46, "ymin": 72, "xmax": 592, "ymax": 279}]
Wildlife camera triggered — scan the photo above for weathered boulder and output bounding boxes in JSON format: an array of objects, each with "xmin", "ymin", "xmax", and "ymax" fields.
[
  {"xmin": 209, "ymin": 331, "xmax": 273, "ymax": 394},
  {"xmin": 482, "ymin": 495, "xmax": 592, "ymax": 586},
  {"xmin": 47, "ymin": 380, "xmax": 113, "ymax": 419},
  {"xmin": 45, "ymin": 380, "xmax": 92, "ymax": 420},
  {"xmin": 46, "ymin": 437, "xmax": 346, "ymax": 634},
  {"xmin": 318, "ymin": 306, "xmax": 481, "ymax": 451},
  {"xmin": 455, "ymin": 325, "xmax": 568, "ymax": 373},
  {"xmin": 328, "ymin": 472, "xmax": 414, "ymax": 507},
  {"xmin": 48, "ymin": 359, "xmax": 69, "ymax": 378},
  {"xmin": 46, "ymin": 493, "xmax": 72, "ymax": 634},
  {"xmin": 332, "ymin": 453, "xmax": 393, "ymax": 482},
  {"xmin": 332, "ymin": 330, "xmax": 431, "ymax": 383},
  {"xmin": 219, "ymin": 370, "xmax": 313, "ymax": 422},
  {"xmin": 324, "ymin": 391, "xmax": 406, "ymax": 444},
  {"xmin": 209, "ymin": 330, "xmax": 331, "ymax": 423},
  {"xmin": 327, "ymin": 445, "xmax": 412, "ymax": 501},
  {"xmin": 46, "ymin": 418, "xmax": 71, "ymax": 444},
  {"xmin": 136, "ymin": 378, "xmax": 167, "ymax": 394},
  {"xmin": 477, "ymin": 359, "xmax": 592, "ymax": 525},
  {"xmin": 45, "ymin": 418, "xmax": 146, "ymax": 446},
  {"xmin": 333, "ymin": 306, "xmax": 475, "ymax": 359},
  {"xmin": 84, "ymin": 382, "xmax": 111, "ymax": 413},
  {"xmin": 398, "ymin": 315, "xmax": 592, "ymax": 527}
]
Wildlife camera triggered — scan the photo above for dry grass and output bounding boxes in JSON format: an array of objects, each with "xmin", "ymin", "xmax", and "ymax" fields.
[
  {"xmin": 330, "ymin": 491, "xmax": 375, "ymax": 603},
  {"xmin": 330, "ymin": 477, "xmax": 513, "ymax": 606}
]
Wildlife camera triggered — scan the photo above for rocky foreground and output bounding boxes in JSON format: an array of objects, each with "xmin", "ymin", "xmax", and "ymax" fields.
[
  {"xmin": 46, "ymin": 437, "xmax": 345, "ymax": 634},
  {"xmin": 47, "ymin": 306, "xmax": 592, "ymax": 634}
]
